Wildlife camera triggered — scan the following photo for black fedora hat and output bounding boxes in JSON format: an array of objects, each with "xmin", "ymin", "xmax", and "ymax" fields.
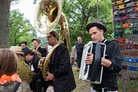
[
  {"xmin": 86, "ymin": 20, "xmax": 107, "ymax": 32},
  {"xmin": 22, "ymin": 47, "xmax": 32, "ymax": 55}
]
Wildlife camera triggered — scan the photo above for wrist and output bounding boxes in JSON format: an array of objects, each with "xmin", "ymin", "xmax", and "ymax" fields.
[
  {"xmin": 52, "ymin": 74, "xmax": 55, "ymax": 79},
  {"xmin": 101, "ymin": 60, "xmax": 104, "ymax": 65}
]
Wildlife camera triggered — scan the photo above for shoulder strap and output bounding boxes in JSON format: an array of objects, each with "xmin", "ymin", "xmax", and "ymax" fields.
[{"xmin": 12, "ymin": 82, "xmax": 20, "ymax": 92}]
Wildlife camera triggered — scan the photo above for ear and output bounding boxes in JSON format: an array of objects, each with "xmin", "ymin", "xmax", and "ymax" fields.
[{"xmin": 101, "ymin": 30, "xmax": 104, "ymax": 34}]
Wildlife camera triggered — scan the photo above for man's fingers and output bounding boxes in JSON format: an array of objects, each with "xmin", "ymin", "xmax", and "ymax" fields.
[{"xmin": 85, "ymin": 53, "xmax": 93, "ymax": 64}]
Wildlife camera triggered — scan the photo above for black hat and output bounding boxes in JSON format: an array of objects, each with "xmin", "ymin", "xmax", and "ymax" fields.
[
  {"xmin": 86, "ymin": 20, "xmax": 107, "ymax": 32},
  {"xmin": 31, "ymin": 38, "xmax": 40, "ymax": 43},
  {"xmin": 22, "ymin": 47, "xmax": 31, "ymax": 55}
]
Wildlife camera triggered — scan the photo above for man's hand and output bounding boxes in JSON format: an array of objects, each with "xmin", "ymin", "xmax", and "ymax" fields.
[
  {"xmin": 86, "ymin": 53, "xmax": 93, "ymax": 64},
  {"xmin": 46, "ymin": 72, "xmax": 54, "ymax": 81},
  {"xmin": 101, "ymin": 58, "xmax": 112, "ymax": 67}
]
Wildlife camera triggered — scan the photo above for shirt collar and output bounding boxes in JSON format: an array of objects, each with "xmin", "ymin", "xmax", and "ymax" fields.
[{"xmin": 101, "ymin": 39, "xmax": 107, "ymax": 43}]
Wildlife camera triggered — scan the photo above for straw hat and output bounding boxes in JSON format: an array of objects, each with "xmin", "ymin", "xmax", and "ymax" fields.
[{"xmin": 10, "ymin": 46, "xmax": 24, "ymax": 55}]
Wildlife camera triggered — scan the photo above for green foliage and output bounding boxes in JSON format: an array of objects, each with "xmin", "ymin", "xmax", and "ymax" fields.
[
  {"xmin": 9, "ymin": 9, "xmax": 36, "ymax": 47},
  {"xmin": 62, "ymin": 0, "xmax": 114, "ymax": 47}
]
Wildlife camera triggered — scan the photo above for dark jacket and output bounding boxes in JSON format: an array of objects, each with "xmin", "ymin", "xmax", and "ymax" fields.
[
  {"xmin": 29, "ymin": 55, "xmax": 45, "ymax": 91},
  {"xmin": 37, "ymin": 47, "xmax": 48, "ymax": 57},
  {"xmin": 31, "ymin": 55, "xmax": 43, "ymax": 80},
  {"xmin": 93, "ymin": 40, "xmax": 122, "ymax": 90},
  {"xmin": 49, "ymin": 44, "xmax": 76, "ymax": 92}
]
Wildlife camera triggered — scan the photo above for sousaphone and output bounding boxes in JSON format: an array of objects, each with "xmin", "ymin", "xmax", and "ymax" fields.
[{"xmin": 34, "ymin": 0, "xmax": 70, "ymax": 79}]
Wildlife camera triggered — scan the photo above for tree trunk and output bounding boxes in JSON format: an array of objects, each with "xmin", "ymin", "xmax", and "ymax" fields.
[{"xmin": 0, "ymin": 0, "xmax": 11, "ymax": 48}]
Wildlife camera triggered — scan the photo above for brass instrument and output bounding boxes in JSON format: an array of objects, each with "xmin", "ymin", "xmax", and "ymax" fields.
[
  {"xmin": 34, "ymin": 0, "xmax": 70, "ymax": 79},
  {"xmin": 34, "ymin": 0, "xmax": 70, "ymax": 50},
  {"xmin": 34, "ymin": 0, "xmax": 62, "ymax": 34},
  {"xmin": 58, "ymin": 13, "xmax": 70, "ymax": 50},
  {"xmin": 38, "ymin": 44, "xmax": 60, "ymax": 79}
]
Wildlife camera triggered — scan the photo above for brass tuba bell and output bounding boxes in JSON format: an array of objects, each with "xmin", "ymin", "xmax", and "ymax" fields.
[
  {"xmin": 34, "ymin": 0, "xmax": 62, "ymax": 34},
  {"xmin": 34, "ymin": 0, "xmax": 70, "ymax": 50}
]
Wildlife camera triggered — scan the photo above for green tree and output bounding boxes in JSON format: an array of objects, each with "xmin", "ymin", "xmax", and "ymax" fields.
[
  {"xmin": 10, "ymin": 9, "xmax": 36, "ymax": 46},
  {"xmin": 62, "ymin": 0, "xmax": 113, "ymax": 47}
]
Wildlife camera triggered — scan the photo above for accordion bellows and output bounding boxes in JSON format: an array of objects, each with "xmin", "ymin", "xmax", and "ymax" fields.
[{"xmin": 79, "ymin": 41, "xmax": 106, "ymax": 84}]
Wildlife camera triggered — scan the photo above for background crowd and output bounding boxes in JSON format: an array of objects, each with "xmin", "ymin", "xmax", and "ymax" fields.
[{"xmin": 0, "ymin": 21, "xmax": 122, "ymax": 92}]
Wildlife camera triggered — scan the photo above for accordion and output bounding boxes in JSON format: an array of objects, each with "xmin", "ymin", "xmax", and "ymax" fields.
[{"xmin": 79, "ymin": 41, "xmax": 106, "ymax": 84}]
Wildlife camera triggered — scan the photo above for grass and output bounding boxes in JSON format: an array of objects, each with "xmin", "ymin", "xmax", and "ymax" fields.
[
  {"xmin": 72, "ymin": 66, "xmax": 90, "ymax": 92},
  {"xmin": 118, "ymin": 79, "xmax": 138, "ymax": 92},
  {"xmin": 72, "ymin": 66, "xmax": 138, "ymax": 92}
]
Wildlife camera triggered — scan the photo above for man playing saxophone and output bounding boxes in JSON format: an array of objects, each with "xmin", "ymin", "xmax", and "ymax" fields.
[{"xmin": 85, "ymin": 20, "xmax": 122, "ymax": 92}]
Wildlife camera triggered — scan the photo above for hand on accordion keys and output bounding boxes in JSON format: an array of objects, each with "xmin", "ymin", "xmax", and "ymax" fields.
[
  {"xmin": 85, "ymin": 53, "xmax": 93, "ymax": 64},
  {"xmin": 86, "ymin": 54, "xmax": 112, "ymax": 67}
]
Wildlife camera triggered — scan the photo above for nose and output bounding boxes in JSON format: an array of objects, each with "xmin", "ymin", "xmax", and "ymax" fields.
[{"xmin": 91, "ymin": 35, "xmax": 94, "ymax": 40}]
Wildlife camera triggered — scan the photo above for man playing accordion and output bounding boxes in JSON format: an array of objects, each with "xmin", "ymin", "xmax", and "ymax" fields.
[{"xmin": 85, "ymin": 20, "xmax": 122, "ymax": 92}]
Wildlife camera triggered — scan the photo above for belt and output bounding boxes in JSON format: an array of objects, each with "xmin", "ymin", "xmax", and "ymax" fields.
[{"xmin": 93, "ymin": 86, "xmax": 118, "ymax": 92}]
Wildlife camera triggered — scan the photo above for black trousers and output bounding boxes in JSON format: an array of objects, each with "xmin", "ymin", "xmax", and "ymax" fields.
[
  {"xmin": 77, "ymin": 58, "xmax": 82, "ymax": 68},
  {"xmin": 93, "ymin": 86, "xmax": 118, "ymax": 92},
  {"xmin": 30, "ymin": 80, "xmax": 50, "ymax": 92}
]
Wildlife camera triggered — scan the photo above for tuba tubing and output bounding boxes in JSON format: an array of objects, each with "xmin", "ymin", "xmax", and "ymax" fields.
[
  {"xmin": 38, "ymin": 43, "xmax": 60, "ymax": 80},
  {"xmin": 35, "ymin": 0, "xmax": 70, "ymax": 79}
]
